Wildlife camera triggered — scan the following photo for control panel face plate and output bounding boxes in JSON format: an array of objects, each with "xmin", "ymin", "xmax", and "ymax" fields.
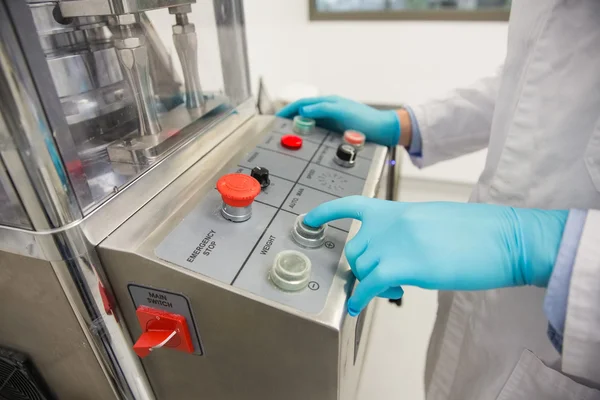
[
  {"xmin": 155, "ymin": 118, "xmax": 381, "ymax": 314},
  {"xmin": 234, "ymin": 211, "xmax": 348, "ymax": 313}
]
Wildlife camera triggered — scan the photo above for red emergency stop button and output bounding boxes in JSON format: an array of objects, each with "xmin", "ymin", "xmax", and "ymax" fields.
[
  {"xmin": 216, "ymin": 173, "xmax": 261, "ymax": 207},
  {"xmin": 281, "ymin": 134, "xmax": 303, "ymax": 150},
  {"xmin": 216, "ymin": 173, "xmax": 261, "ymax": 222},
  {"xmin": 133, "ymin": 306, "xmax": 194, "ymax": 358}
]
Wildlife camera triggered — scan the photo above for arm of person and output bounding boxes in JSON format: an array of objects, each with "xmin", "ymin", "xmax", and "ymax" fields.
[
  {"xmin": 277, "ymin": 68, "xmax": 502, "ymax": 166},
  {"xmin": 403, "ymin": 67, "xmax": 503, "ymax": 167}
]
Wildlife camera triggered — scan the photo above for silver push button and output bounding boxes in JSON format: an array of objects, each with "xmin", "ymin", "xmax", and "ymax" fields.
[
  {"xmin": 291, "ymin": 214, "xmax": 327, "ymax": 248},
  {"xmin": 220, "ymin": 204, "xmax": 252, "ymax": 223}
]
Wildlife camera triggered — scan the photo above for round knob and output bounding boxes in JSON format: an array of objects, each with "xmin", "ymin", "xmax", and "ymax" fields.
[
  {"xmin": 269, "ymin": 250, "xmax": 312, "ymax": 292},
  {"xmin": 251, "ymin": 166, "xmax": 270, "ymax": 189},
  {"xmin": 334, "ymin": 144, "xmax": 357, "ymax": 168},
  {"xmin": 216, "ymin": 174, "xmax": 261, "ymax": 222}
]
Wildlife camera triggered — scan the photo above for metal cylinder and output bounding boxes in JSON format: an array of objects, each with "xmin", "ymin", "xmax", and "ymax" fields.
[
  {"xmin": 172, "ymin": 18, "xmax": 205, "ymax": 109},
  {"xmin": 220, "ymin": 203, "xmax": 252, "ymax": 222},
  {"xmin": 114, "ymin": 35, "xmax": 162, "ymax": 137},
  {"xmin": 28, "ymin": 0, "xmax": 135, "ymax": 137},
  {"xmin": 175, "ymin": 13, "xmax": 189, "ymax": 26}
]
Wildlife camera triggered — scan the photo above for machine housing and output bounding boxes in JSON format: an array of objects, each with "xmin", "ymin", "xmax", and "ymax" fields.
[{"xmin": 0, "ymin": 1, "xmax": 399, "ymax": 398}]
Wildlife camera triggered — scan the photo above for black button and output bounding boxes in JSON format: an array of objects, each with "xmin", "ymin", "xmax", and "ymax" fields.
[
  {"xmin": 336, "ymin": 144, "xmax": 357, "ymax": 163},
  {"xmin": 251, "ymin": 166, "xmax": 270, "ymax": 189}
]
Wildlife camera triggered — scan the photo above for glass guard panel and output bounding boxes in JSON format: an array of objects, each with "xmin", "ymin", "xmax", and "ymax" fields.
[
  {"xmin": 0, "ymin": 159, "xmax": 32, "ymax": 230},
  {"xmin": 23, "ymin": 0, "xmax": 251, "ymax": 214}
]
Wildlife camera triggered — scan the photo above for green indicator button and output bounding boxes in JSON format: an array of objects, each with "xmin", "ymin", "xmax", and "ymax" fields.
[{"xmin": 293, "ymin": 116, "xmax": 316, "ymax": 135}]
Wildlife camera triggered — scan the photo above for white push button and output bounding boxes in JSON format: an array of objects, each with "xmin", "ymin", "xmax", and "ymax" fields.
[{"xmin": 269, "ymin": 250, "xmax": 312, "ymax": 292}]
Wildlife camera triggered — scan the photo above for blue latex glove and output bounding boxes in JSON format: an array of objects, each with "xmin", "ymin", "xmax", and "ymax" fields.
[
  {"xmin": 304, "ymin": 197, "xmax": 568, "ymax": 316},
  {"xmin": 276, "ymin": 96, "xmax": 401, "ymax": 147}
]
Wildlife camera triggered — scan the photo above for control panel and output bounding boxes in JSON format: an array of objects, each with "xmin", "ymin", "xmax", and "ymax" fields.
[{"xmin": 154, "ymin": 117, "xmax": 383, "ymax": 314}]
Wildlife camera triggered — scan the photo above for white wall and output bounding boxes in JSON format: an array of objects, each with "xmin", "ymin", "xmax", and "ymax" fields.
[
  {"xmin": 244, "ymin": 0, "xmax": 507, "ymax": 104},
  {"xmin": 243, "ymin": 0, "xmax": 508, "ymax": 184}
]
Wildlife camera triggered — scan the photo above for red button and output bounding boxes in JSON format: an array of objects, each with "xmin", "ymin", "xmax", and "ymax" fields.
[
  {"xmin": 281, "ymin": 134, "xmax": 303, "ymax": 150},
  {"xmin": 216, "ymin": 173, "xmax": 261, "ymax": 208},
  {"xmin": 343, "ymin": 130, "xmax": 366, "ymax": 146}
]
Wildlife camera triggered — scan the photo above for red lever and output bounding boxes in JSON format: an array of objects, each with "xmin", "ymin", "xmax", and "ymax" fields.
[
  {"xmin": 133, "ymin": 306, "xmax": 194, "ymax": 358},
  {"xmin": 134, "ymin": 330, "xmax": 177, "ymax": 358}
]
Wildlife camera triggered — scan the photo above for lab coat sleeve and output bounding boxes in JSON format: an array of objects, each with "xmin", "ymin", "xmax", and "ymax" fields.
[
  {"xmin": 409, "ymin": 68, "xmax": 502, "ymax": 167},
  {"xmin": 544, "ymin": 209, "xmax": 587, "ymax": 353},
  {"xmin": 404, "ymin": 106, "xmax": 423, "ymax": 156},
  {"xmin": 561, "ymin": 209, "xmax": 600, "ymax": 387}
]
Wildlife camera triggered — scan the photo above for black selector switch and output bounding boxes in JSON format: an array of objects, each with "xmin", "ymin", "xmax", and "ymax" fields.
[
  {"xmin": 334, "ymin": 144, "xmax": 357, "ymax": 168},
  {"xmin": 251, "ymin": 166, "xmax": 270, "ymax": 189}
]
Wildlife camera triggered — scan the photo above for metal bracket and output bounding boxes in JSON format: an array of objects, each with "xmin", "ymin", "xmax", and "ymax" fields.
[{"xmin": 59, "ymin": 0, "xmax": 196, "ymax": 17}]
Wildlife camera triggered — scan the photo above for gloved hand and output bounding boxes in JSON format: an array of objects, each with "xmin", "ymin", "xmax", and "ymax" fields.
[
  {"xmin": 276, "ymin": 96, "xmax": 401, "ymax": 147},
  {"xmin": 304, "ymin": 197, "xmax": 568, "ymax": 316}
]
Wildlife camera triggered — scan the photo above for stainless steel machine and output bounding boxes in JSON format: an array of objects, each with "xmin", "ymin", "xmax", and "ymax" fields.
[{"xmin": 0, "ymin": 1, "xmax": 400, "ymax": 398}]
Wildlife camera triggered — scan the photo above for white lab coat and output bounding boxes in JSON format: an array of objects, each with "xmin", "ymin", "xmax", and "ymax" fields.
[{"xmin": 411, "ymin": 1, "xmax": 600, "ymax": 398}]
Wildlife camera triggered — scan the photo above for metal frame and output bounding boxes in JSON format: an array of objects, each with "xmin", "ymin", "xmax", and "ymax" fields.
[
  {"xmin": 214, "ymin": 0, "xmax": 252, "ymax": 105},
  {"xmin": 0, "ymin": 1, "xmax": 82, "ymax": 230},
  {"xmin": 367, "ymin": 102, "xmax": 402, "ymax": 202},
  {"xmin": 59, "ymin": 0, "xmax": 194, "ymax": 17},
  {"xmin": 0, "ymin": 153, "xmax": 32, "ymax": 230},
  {"xmin": 308, "ymin": 0, "xmax": 510, "ymax": 22},
  {"xmin": 0, "ymin": 4, "xmax": 154, "ymax": 397},
  {"xmin": 0, "ymin": 0, "xmax": 256, "ymax": 398},
  {"xmin": 0, "ymin": 93, "xmax": 255, "ymax": 399}
]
